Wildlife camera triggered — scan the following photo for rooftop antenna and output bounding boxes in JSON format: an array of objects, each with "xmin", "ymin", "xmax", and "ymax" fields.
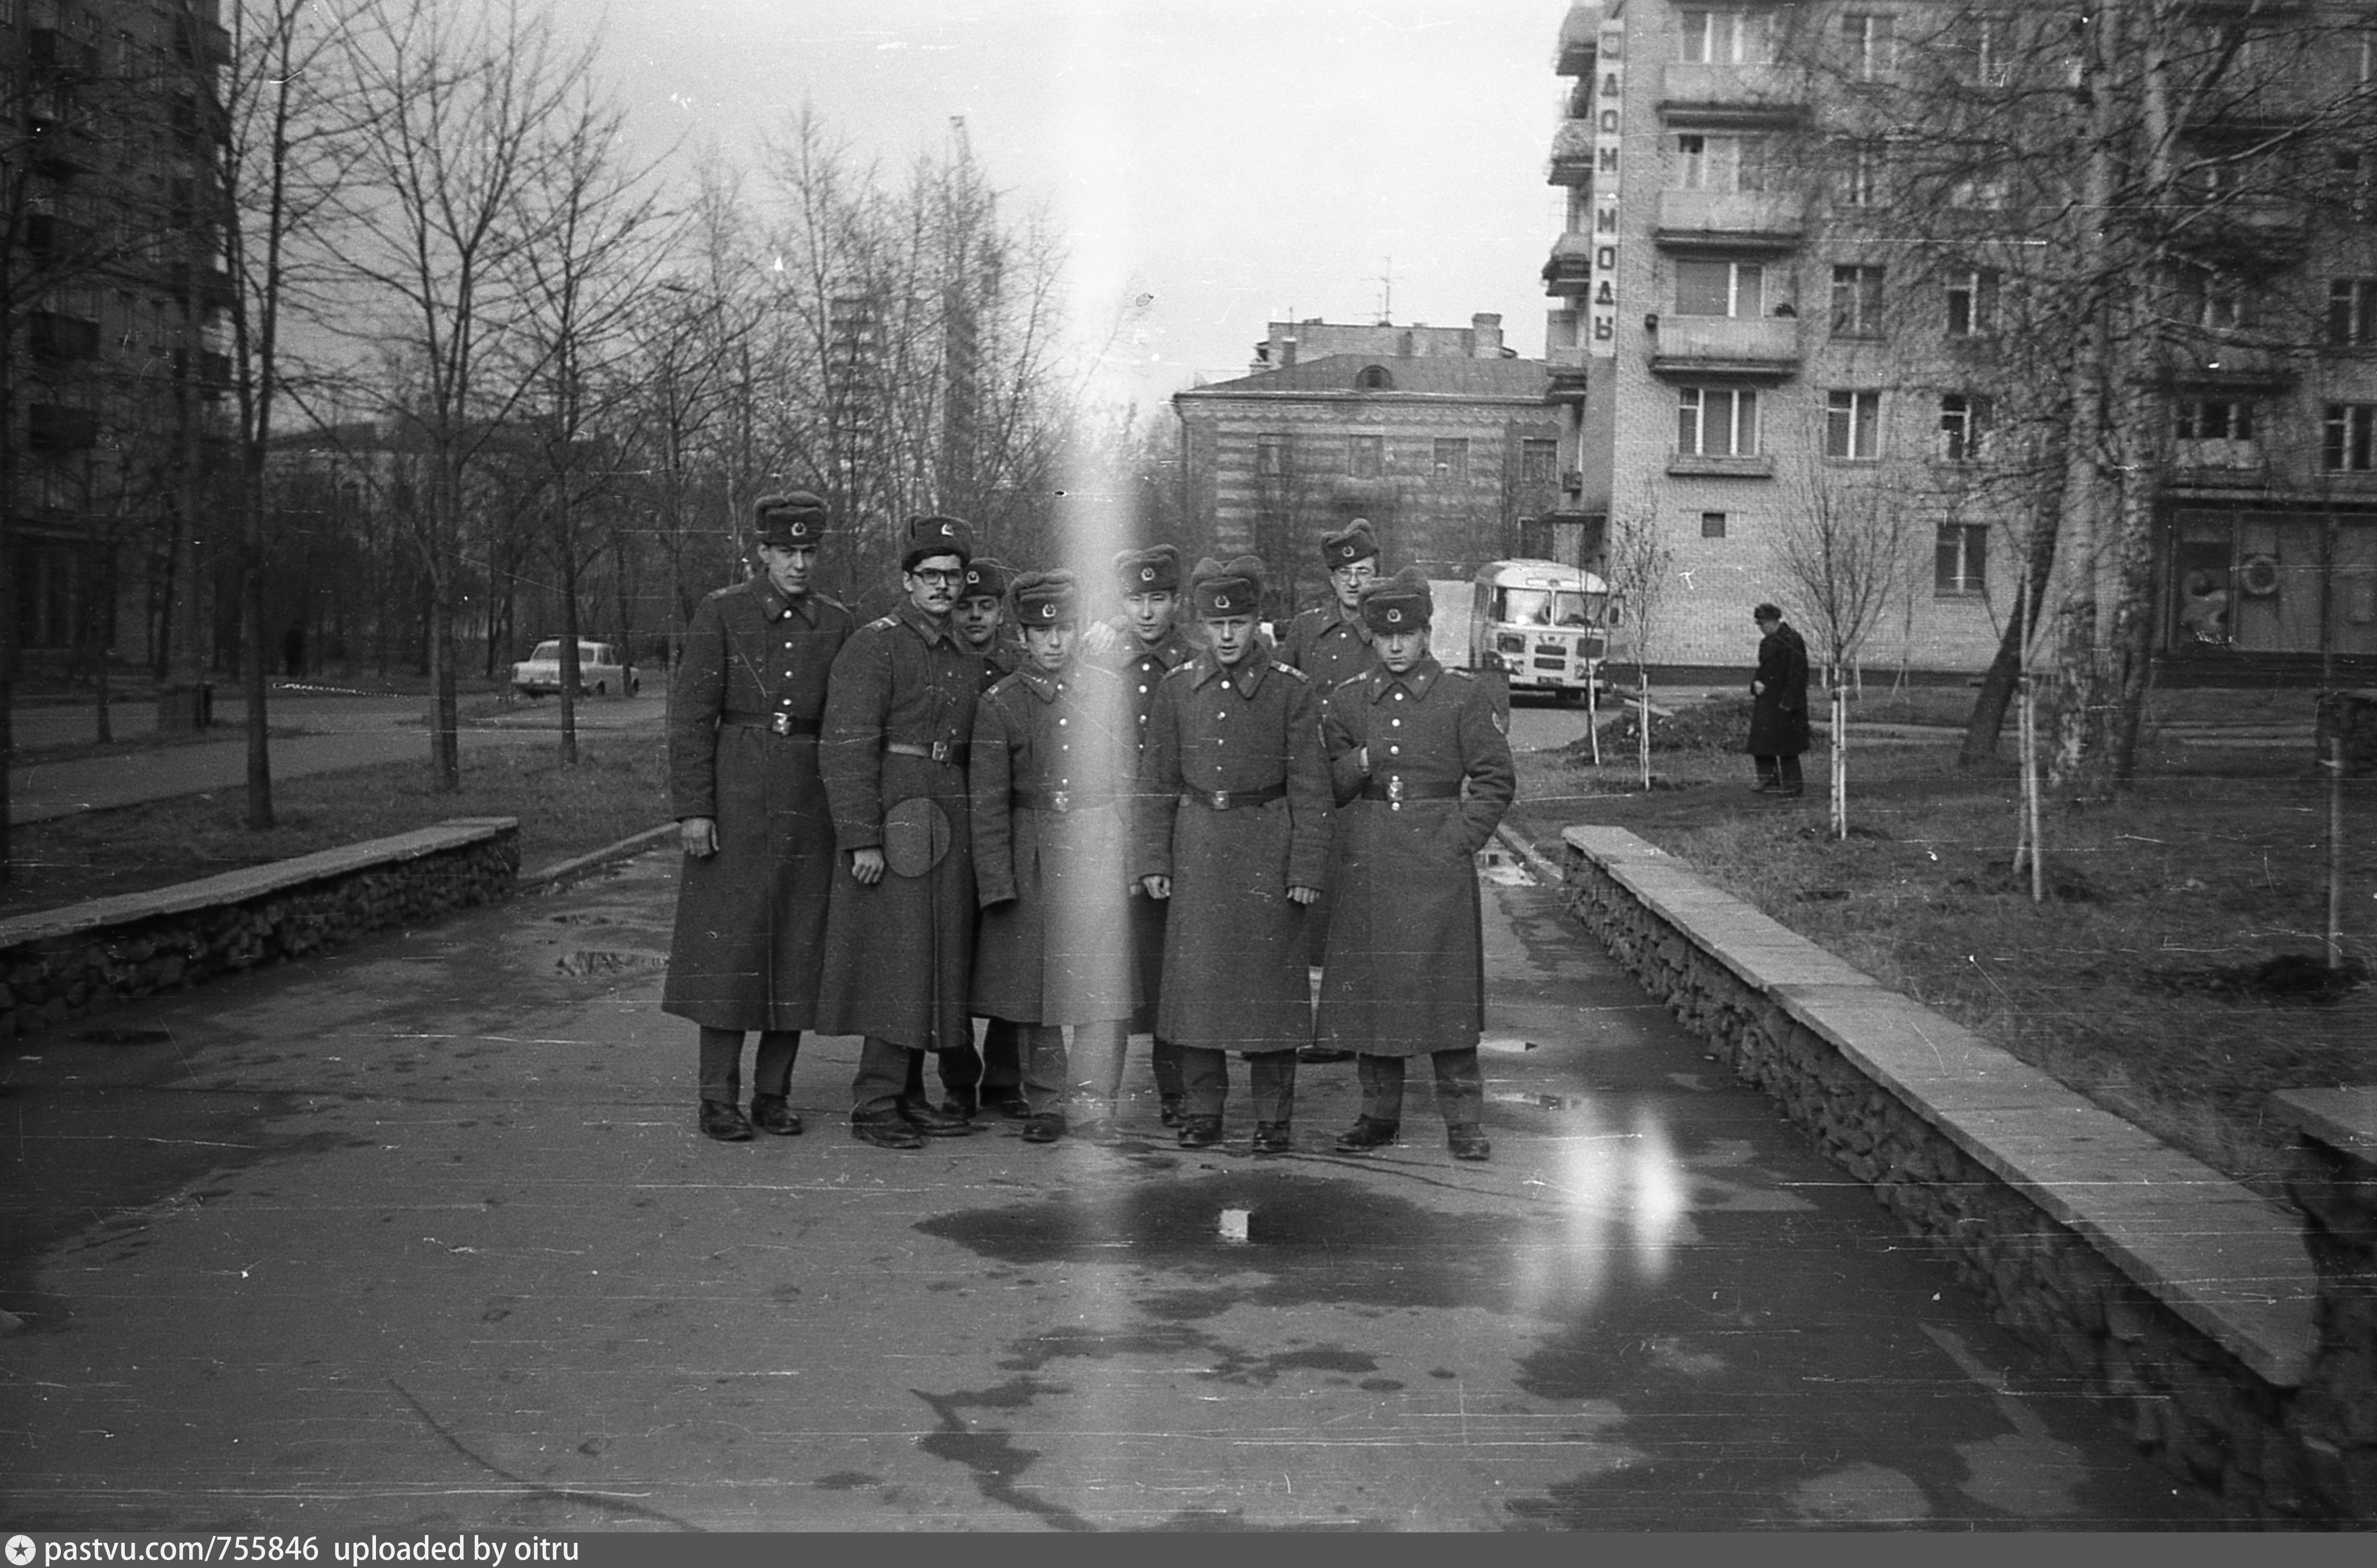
[{"xmin": 1376, "ymin": 257, "xmax": 1393, "ymax": 325}]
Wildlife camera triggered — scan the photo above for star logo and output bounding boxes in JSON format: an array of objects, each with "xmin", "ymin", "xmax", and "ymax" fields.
[
  {"xmin": 1214, "ymin": 593, "xmax": 1232, "ymax": 609},
  {"xmin": 1141, "ymin": 567, "xmax": 1155, "ymax": 582},
  {"xmin": 8, "ymin": 1537, "xmax": 35, "ymax": 1566},
  {"xmin": 1386, "ymin": 609, "xmax": 1403, "ymax": 624}
]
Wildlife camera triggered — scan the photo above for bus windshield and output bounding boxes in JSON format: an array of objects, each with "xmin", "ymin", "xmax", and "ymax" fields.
[{"xmin": 1496, "ymin": 588, "xmax": 1602, "ymax": 628}]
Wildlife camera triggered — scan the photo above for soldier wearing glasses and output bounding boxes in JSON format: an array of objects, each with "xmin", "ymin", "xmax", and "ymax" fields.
[
  {"xmin": 661, "ymin": 492, "xmax": 854, "ymax": 1142},
  {"xmin": 1315, "ymin": 569, "xmax": 1514, "ymax": 1163},
  {"xmin": 1135, "ymin": 555, "xmax": 1331, "ymax": 1155},
  {"xmin": 969, "ymin": 571, "xmax": 1139, "ymax": 1144},
  {"xmin": 817, "ymin": 516, "xmax": 985, "ymax": 1150}
]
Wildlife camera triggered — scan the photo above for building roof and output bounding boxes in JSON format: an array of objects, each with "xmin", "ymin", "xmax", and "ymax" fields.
[{"xmin": 1182, "ymin": 353, "xmax": 1550, "ymax": 401}]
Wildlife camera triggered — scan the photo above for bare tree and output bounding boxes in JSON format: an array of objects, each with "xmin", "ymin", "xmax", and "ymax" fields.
[
  {"xmin": 1774, "ymin": 450, "xmax": 1911, "ymax": 838},
  {"xmin": 1601, "ymin": 501, "xmax": 1676, "ymax": 791},
  {"xmin": 327, "ymin": 0, "xmax": 596, "ymax": 790}
]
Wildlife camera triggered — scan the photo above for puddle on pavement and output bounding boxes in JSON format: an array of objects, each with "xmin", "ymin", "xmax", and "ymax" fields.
[{"xmin": 1476, "ymin": 846, "xmax": 1539, "ymax": 887}]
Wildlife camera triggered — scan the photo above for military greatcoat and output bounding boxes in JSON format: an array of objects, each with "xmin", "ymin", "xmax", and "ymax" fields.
[
  {"xmin": 1745, "ymin": 620, "xmax": 1812, "ymax": 757},
  {"xmin": 969, "ymin": 661, "xmax": 1139, "ymax": 1026},
  {"xmin": 814, "ymin": 604, "xmax": 981, "ymax": 1052},
  {"xmin": 1134, "ymin": 645, "xmax": 1332, "ymax": 1055},
  {"xmin": 1098, "ymin": 624, "xmax": 1196, "ymax": 1033},
  {"xmin": 1278, "ymin": 603, "xmax": 1376, "ymax": 958},
  {"xmin": 662, "ymin": 577, "xmax": 854, "ymax": 1030},
  {"xmin": 1315, "ymin": 657, "xmax": 1515, "ymax": 1057}
]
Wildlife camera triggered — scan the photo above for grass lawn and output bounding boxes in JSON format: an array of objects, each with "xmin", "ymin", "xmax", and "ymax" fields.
[
  {"xmin": 2, "ymin": 734, "xmax": 669, "ymax": 921},
  {"xmin": 1504, "ymin": 692, "xmax": 2376, "ymax": 1195}
]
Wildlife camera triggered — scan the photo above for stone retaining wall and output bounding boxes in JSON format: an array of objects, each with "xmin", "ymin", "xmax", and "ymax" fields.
[
  {"xmin": 1555, "ymin": 829, "xmax": 2369, "ymax": 1523},
  {"xmin": 1, "ymin": 818, "xmax": 519, "ymax": 1038},
  {"xmin": 2276, "ymin": 1089, "xmax": 2377, "ymax": 1518}
]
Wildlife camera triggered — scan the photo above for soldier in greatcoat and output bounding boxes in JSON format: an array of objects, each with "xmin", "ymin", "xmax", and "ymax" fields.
[
  {"xmin": 661, "ymin": 492, "xmax": 855, "ymax": 1142},
  {"xmin": 1277, "ymin": 518, "xmax": 1385, "ymax": 1065},
  {"xmin": 969, "ymin": 571, "xmax": 1140, "ymax": 1144},
  {"xmin": 1094, "ymin": 544, "xmax": 1196, "ymax": 1125},
  {"xmin": 817, "ymin": 515, "xmax": 984, "ymax": 1150},
  {"xmin": 1315, "ymin": 569, "xmax": 1515, "ymax": 1163},
  {"xmin": 933, "ymin": 554, "xmax": 1027, "ymax": 1121},
  {"xmin": 1745, "ymin": 602, "xmax": 1811, "ymax": 798},
  {"xmin": 1135, "ymin": 555, "xmax": 1331, "ymax": 1155}
]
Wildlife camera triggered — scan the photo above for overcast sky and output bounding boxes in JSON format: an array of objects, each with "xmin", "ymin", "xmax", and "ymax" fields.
[{"xmin": 578, "ymin": 0, "xmax": 1574, "ymax": 412}]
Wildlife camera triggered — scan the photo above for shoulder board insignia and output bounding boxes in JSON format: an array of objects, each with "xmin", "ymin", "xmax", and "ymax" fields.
[
  {"xmin": 1277, "ymin": 664, "xmax": 1311, "ymax": 683},
  {"xmin": 866, "ymin": 615, "xmax": 899, "ymax": 632},
  {"xmin": 1446, "ymin": 667, "xmax": 1476, "ymax": 682}
]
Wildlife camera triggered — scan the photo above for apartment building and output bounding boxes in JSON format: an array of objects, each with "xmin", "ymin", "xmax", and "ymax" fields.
[
  {"xmin": 5, "ymin": 0, "xmax": 232, "ymax": 669},
  {"xmin": 1542, "ymin": 0, "xmax": 2377, "ymax": 676},
  {"xmin": 1174, "ymin": 315, "xmax": 1564, "ymax": 618}
]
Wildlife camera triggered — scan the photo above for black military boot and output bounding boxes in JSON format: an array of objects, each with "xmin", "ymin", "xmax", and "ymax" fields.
[
  {"xmin": 1446, "ymin": 1123, "xmax": 1492, "ymax": 1162},
  {"xmin": 1251, "ymin": 1122, "xmax": 1293, "ymax": 1156},
  {"xmin": 700, "ymin": 1100, "xmax": 754, "ymax": 1142},
  {"xmin": 750, "ymin": 1094, "xmax": 803, "ymax": 1136},
  {"xmin": 1333, "ymin": 1116, "xmax": 1399, "ymax": 1153},
  {"xmin": 1178, "ymin": 1116, "xmax": 1223, "ymax": 1150}
]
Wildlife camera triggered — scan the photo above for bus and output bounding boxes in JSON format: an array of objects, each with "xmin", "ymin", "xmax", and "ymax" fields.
[{"xmin": 1461, "ymin": 559, "xmax": 1621, "ymax": 702}]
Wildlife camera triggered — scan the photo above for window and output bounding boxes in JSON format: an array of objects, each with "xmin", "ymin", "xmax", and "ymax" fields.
[
  {"xmin": 1841, "ymin": 12, "xmax": 1898, "ymax": 80},
  {"xmin": 1254, "ymin": 435, "xmax": 1287, "ymax": 477},
  {"xmin": 1945, "ymin": 268, "xmax": 1999, "ymax": 336},
  {"xmin": 1520, "ymin": 438, "xmax": 1558, "ymax": 486},
  {"xmin": 2175, "ymin": 400, "xmax": 2254, "ymax": 442},
  {"xmin": 1675, "ymin": 259, "xmax": 1765, "ymax": 317},
  {"xmin": 1348, "ymin": 435, "xmax": 1383, "ymax": 479},
  {"xmin": 2328, "ymin": 280, "xmax": 2377, "ymax": 346},
  {"xmin": 2324, "ymin": 404, "xmax": 2377, "ymax": 471},
  {"xmin": 1951, "ymin": 12, "xmax": 2014, "ymax": 86},
  {"xmin": 2336, "ymin": 152, "xmax": 2375, "ymax": 222},
  {"xmin": 1840, "ymin": 141, "xmax": 1884, "ymax": 208},
  {"xmin": 2183, "ymin": 267, "xmax": 2251, "ymax": 331},
  {"xmin": 1678, "ymin": 386, "xmax": 1759, "ymax": 457},
  {"xmin": 1355, "ymin": 364, "xmax": 1394, "ymax": 390},
  {"xmin": 1701, "ymin": 511, "xmax": 1729, "ymax": 539},
  {"xmin": 1432, "ymin": 438, "xmax": 1469, "ymax": 482},
  {"xmin": 1935, "ymin": 524, "xmax": 1988, "ymax": 596},
  {"xmin": 1676, "ymin": 133, "xmax": 1769, "ymax": 192},
  {"xmin": 1947, "ymin": 169, "xmax": 2011, "ymax": 210},
  {"xmin": 1938, "ymin": 393, "xmax": 1991, "ymax": 461},
  {"xmin": 1679, "ymin": 7, "xmax": 1774, "ymax": 65},
  {"xmin": 1831, "ymin": 265, "xmax": 1886, "ymax": 337},
  {"xmin": 1825, "ymin": 390, "xmax": 1883, "ymax": 459}
]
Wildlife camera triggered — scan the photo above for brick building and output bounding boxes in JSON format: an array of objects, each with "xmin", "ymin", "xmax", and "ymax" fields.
[
  {"xmin": 1174, "ymin": 315, "xmax": 1564, "ymax": 618},
  {"xmin": 5, "ymin": 0, "xmax": 233, "ymax": 672},
  {"xmin": 1541, "ymin": 0, "xmax": 2377, "ymax": 676}
]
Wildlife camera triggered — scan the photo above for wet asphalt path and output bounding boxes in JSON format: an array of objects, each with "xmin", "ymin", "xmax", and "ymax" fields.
[{"xmin": 0, "ymin": 849, "xmax": 2234, "ymax": 1530}]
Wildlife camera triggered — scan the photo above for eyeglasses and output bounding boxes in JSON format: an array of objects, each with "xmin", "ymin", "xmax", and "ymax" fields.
[{"xmin": 911, "ymin": 569, "xmax": 964, "ymax": 586}]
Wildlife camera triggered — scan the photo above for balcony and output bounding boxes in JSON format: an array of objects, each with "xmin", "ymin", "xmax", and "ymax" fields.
[
  {"xmin": 2170, "ymin": 439, "xmax": 2270, "ymax": 489},
  {"xmin": 1541, "ymin": 231, "xmax": 1595, "ymax": 292},
  {"xmin": 1659, "ymin": 63, "xmax": 1809, "ymax": 127},
  {"xmin": 2170, "ymin": 192, "xmax": 2309, "ymax": 263},
  {"xmin": 28, "ymin": 312, "xmax": 101, "ymax": 362},
  {"xmin": 1545, "ymin": 358, "xmax": 1590, "ymax": 409},
  {"xmin": 1548, "ymin": 120, "xmax": 1595, "ymax": 187},
  {"xmin": 29, "ymin": 28, "xmax": 103, "ymax": 83},
  {"xmin": 1654, "ymin": 189, "xmax": 1805, "ymax": 251},
  {"xmin": 176, "ymin": 15, "xmax": 233, "ymax": 67},
  {"xmin": 171, "ymin": 262, "xmax": 240, "ymax": 312},
  {"xmin": 1665, "ymin": 453, "xmax": 1775, "ymax": 479},
  {"xmin": 1647, "ymin": 315, "xmax": 1802, "ymax": 379},
  {"xmin": 28, "ymin": 404, "xmax": 101, "ymax": 453},
  {"xmin": 22, "ymin": 212, "xmax": 93, "ymax": 260},
  {"xmin": 1555, "ymin": 2, "xmax": 1601, "ymax": 77},
  {"xmin": 2155, "ymin": 331, "xmax": 2296, "ymax": 390},
  {"xmin": 175, "ymin": 348, "xmax": 235, "ymax": 392}
]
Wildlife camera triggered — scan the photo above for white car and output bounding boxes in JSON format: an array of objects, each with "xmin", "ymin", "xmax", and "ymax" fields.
[{"xmin": 510, "ymin": 639, "xmax": 639, "ymax": 698}]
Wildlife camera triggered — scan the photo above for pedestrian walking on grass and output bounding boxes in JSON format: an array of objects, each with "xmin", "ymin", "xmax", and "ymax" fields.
[
  {"xmin": 1135, "ymin": 555, "xmax": 1331, "ymax": 1155},
  {"xmin": 817, "ymin": 515, "xmax": 985, "ymax": 1150},
  {"xmin": 662, "ymin": 492, "xmax": 855, "ymax": 1143},
  {"xmin": 1095, "ymin": 543, "xmax": 1196, "ymax": 1126},
  {"xmin": 1746, "ymin": 602, "xmax": 1809, "ymax": 798},
  {"xmin": 1316, "ymin": 569, "xmax": 1515, "ymax": 1163},
  {"xmin": 969, "ymin": 571, "xmax": 1141, "ymax": 1145}
]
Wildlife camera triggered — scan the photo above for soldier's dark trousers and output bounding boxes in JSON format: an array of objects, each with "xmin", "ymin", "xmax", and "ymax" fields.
[
  {"xmin": 1015, "ymin": 1025, "xmax": 1071, "ymax": 1116},
  {"xmin": 1180, "ymin": 1046, "xmax": 1296, "ymax": 1124},
  {"xmin": 1150, "ymin": 1038, "xmax": 1185, "ymax": 1103},
  {"xmin": 1356, "ymin": 1048, "xmax": 1482, "ymax": 1126},
  {"xmin": 699, "ymin": 1028, "xmax": 800, "ymax": 1105},
  {"xmin": 1753, "ymin": 755, "xmax": 1804, "ymax": 791},
  {"xmin": 857, "ymin": 1036, "xmax": 935, "ymax": 1118},
  {"xmin": 1063, "ymin": 1022, "xmax": 1130, "ymax": 1112},
  {"xmin": 937, "ymin": 1018, "xmax": 1023, "ymax": 1101}
]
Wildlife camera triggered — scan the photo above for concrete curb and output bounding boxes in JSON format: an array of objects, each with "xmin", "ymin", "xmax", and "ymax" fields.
[{"xmin": 519, "ymin": 822, "xmax": 677, "ymax": 893}]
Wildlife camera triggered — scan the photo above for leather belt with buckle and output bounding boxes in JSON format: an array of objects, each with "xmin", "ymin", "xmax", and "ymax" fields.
[
  {"xmin": 1182, "ymin": 782, "xmax": 1286, "ymax": 811},
  {"xmin": 886, "ymin": 739, "xmax": 967, "ymax": 766},
  {"xmin": 1012, "ymin": 787, "xmax": 1110, "ymax": 814},
  {"xmin": 720, "ymin": 712, "xmax": 819, "ymax": 737},
  {"xmin": 1360, "ymin": 777, "xmax": 1462, "ymax": 809}
]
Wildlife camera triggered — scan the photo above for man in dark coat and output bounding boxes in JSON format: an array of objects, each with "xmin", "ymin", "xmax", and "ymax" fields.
[
  {"xmin": 1278, "ymin": 518, "xmax": 1383, "ymax": 1064},
  {"xmin": 1745, "ymin": 602, "xmax": 1811, "ymax": 798},
  {"xmin": 1316, "ymin": 569, "xmax": 1516, "ymax": 1163},
  {"xmin": 970, "ymin": 571, "xmax": 1139, "ymax": 1144},
  {"xmin": 1135, "ymin": 555, "xmax": 1332, "ymax": 1155},
  {"xmin": 935, "ymin": 554, "xmax": 1026, "ymax": 1121},
  {"xmin": 818, "ymin": 515, "xmax": 984, "ymax": 1150},
  {"xmin": 662, "ymin": 492, "xmax": 855, "ymax": 1142},
  {"xmin": 1095, "ymin": 544, "xmax": 1195, "ymax": 1125}
]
